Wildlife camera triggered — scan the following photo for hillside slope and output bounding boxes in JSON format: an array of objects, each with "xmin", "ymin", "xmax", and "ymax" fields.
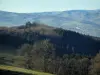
[
  {"xmin": 0, "ymin": 10, "xmax": 100, "ymax": 37},
  {"xmin": 0, "ymin": 65, "xmax": 53, "ymax": 75},
  {"xmin": 0, "ymin": 23, "xmax": 100, "ymax": 55}
]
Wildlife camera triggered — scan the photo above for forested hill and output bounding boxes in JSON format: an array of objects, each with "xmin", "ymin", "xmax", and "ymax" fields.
[{"xmin": 0, "ymin": 22, "xmax": 100, "ymax": 56}]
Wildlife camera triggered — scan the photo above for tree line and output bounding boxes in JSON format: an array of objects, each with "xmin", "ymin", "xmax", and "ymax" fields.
[{"xmin": 17, "ymin": 39, "xmax": 100, "ymax": 75}]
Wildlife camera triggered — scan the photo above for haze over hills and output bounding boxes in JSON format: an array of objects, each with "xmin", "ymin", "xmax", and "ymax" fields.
[{"xmin": 0, "ymin": 10, "xmax": 100, "ymax": 37}]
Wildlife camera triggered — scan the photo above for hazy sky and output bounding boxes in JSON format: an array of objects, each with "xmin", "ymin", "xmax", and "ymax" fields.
[{"xmin": 0, "ymin": 0, "xmax": 100, "ymax": 13}]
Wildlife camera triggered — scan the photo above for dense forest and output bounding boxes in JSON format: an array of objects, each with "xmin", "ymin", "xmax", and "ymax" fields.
[{"xmin": 0, "ymin": 22, "xmax": 100, "ymax": 75}]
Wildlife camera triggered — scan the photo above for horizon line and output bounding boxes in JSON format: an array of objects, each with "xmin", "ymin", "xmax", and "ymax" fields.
[{"xmin": 0, "ymin": 9, "xmax": 100, "ymax": 13}]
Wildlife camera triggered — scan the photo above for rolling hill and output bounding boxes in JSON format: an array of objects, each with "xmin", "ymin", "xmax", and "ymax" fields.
[
  {"xmin": 0, "ymin": 10, "xmax": 100, "ymax": 37},
  {"xmin": 0, "ymin": 23, "xmax": 100, "ymax": 56},
  {"xmin": 0, "ymin": 22, "xmax": 100, "ymax": 75}
]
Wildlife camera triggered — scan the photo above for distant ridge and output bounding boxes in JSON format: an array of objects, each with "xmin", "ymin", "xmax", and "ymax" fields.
[{"xmin": 0, "ymin": 10, "xmax": 100, "ymax": 37}]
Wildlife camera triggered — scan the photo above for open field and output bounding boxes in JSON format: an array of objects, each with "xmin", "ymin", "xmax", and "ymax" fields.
[{"xmin": 0, "ymin": 65, "xmax": 53, "ymax": 75}]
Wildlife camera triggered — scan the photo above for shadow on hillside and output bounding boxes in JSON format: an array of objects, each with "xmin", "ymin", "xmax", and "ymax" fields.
[{"xmin": 0, "ymin": 69, "xmax": 32, "ymax": 75}]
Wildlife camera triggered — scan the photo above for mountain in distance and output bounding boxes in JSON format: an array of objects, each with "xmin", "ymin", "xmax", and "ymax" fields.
[{"xmin": 0, "ymin": 10, "xmax": 100, "ymax": 37}]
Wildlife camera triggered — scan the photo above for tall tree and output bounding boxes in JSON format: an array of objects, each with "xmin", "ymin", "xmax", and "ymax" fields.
[
  {"xmin": 90, "ymin": 53, "xmax": 100, "ymax": 75},
  {"xmin": 32, "ymin": 39, "xmax": 55, "ymax": 72}
]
